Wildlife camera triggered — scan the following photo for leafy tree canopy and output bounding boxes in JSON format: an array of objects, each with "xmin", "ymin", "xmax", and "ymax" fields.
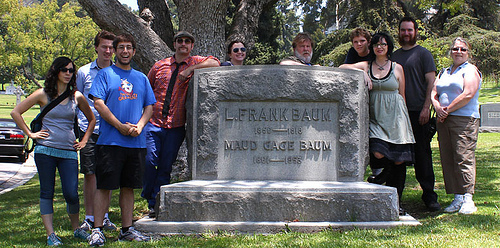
[{"xmin": 0, "ymin": 0, "xmax": 98, "ymax": 92}]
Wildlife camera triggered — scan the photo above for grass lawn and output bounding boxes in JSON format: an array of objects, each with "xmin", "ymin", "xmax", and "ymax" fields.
[{"xmin": 1, "ymin": 91, "xmax": 500, "ymax": 247}]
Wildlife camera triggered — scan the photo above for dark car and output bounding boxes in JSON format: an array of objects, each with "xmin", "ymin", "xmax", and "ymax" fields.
[{"xmin": 0, "ymin": 118, "xmax": 28, "ymax": 162}]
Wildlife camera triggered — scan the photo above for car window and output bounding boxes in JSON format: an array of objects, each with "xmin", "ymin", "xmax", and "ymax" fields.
[{"xmin": 0, "ymin": 121, "xmax": 17, "ymax": 128}]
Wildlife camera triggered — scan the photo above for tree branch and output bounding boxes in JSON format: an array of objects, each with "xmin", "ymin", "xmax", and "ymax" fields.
[{"xmin": 77, "ymin": 0, "xmax": 172, "ymax": 73}]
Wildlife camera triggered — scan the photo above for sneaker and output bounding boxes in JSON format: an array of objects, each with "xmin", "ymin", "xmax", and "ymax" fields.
[
  {"xmin": 80, "ymin": 219, "xmax": 94, "ymax": 231},
  {"xmin": 74, "ymin": 227, "xmax": 90, "ymax": 240},
  {"xmin": 103, "ymin": 217, "xmax": 117, "ymax": 231},
  {"xmin": 47, "ymin": 233, "xmax": 63, "ymax": 246},
  {"xmin": 444, "ymin": 194, "xmax": 464, "ymax": 213},
  {"xmin": 118, "ymin": 227, "xmax": 151, "ymax": 242},
  {"xmin": 459, "ymin": 193, "xmax": 477, "ymax": 214},
  {"xmin": 88, "ymin": 228, "xmax": 106, "ymax": 247}
]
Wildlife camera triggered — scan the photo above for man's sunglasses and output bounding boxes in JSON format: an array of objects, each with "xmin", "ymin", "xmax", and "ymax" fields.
[
  {"xmin": 60, "ymin": 68, "xmax": 75, "ymax": 73},
  {"xmin": 232, "ymin": 47, "xmax": 246, "ymax": 53},
  {"xmin": 451, "ymin": 47, "xmax": 468, "ymax": 52},
  {"xmin": 176, "ymin": 38, "xmax": 192, "ymax": 44}
]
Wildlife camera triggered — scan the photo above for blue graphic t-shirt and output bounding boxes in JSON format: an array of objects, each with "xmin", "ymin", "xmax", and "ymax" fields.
[{"xmin": 89, "ymin": 65, "xmax": 156, "ymax": 148}]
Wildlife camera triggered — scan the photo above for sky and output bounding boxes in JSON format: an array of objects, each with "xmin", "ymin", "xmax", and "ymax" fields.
[{"xmin": 117, "ymin": 0, "xmax": 138, "ymax": 11}]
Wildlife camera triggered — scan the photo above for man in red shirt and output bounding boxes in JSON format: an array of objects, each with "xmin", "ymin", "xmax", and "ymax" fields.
[{"xmin": 142, "ymin": 31, "xmax": 219, "ymax": 218}]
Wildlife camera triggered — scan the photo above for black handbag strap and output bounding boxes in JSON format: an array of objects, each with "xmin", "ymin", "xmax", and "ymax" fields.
[
  {"xmin": 25, "ymin": 88, "xmax": 72, "ymax": 154},
  {"xmin": 38, "ymin": 87, "xmax": 71, "ymax": 121}
]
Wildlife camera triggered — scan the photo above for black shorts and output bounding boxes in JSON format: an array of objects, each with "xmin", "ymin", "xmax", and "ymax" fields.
[
  {"xmin": 79, "ymin": 129, "xmax": 99, "ymax": 174},
  {"xmin": 95, "ymin": 145, "xmax": 146, "ymax": 190}
]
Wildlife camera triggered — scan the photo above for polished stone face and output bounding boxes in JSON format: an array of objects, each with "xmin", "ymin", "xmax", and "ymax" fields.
[
  {"xmin": 218, "ymin": 101, "xmax": 339, "ymax": 180},
  {"xmin": 480, "ymin": 103, "xmax": 500, "ymax": 127},
  {"xmin": 187, "ymin": 65, "xmax": 370, "ymax": 182}
]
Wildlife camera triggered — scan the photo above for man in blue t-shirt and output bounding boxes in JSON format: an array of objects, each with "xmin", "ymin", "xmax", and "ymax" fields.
[{"xmin": 87, "ymin": 33, "xmax": 156, "ymax": 246}]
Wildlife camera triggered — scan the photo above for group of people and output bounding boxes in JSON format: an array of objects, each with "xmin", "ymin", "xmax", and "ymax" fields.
[
  {"xmin": 340, "ymin": 17, "xmax": 481, "ymax": 215},
  {"xmin": 10, "ymin": 15, "xmax": 481, "ymax": 246},
  {"xmin": 11, "ymin": 30, "xmax": 220, "ymax": 246}
]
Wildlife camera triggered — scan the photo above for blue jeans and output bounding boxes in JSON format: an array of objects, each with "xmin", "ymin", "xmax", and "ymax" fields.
[
  {"xmin": 141, "ymin": 123, "xmax": 185, "ymax": 209},
  {"xmin": 35, "ymin": 153, "xmax": 79, "ymax": 215}
]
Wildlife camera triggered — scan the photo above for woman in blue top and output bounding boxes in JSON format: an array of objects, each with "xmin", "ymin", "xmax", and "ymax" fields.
[
  {"xmin": 11, "ymin": 57, "xmax": 96, "ymax": 245},
  {"xmin": 431, "ymin": 37, "xmax": 481, "ymax": 215}
]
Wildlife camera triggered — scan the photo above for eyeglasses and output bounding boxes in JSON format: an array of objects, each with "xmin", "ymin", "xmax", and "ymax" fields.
[
  {"xmin": 452, "ymin": 47, "xmax": 468, "ymax": 52},
  {"xmin": 373, "ymin": 43, "xmax": 388, "ymax": 48},
  {"xmin": 176, "ymin": 38, "xmax": 192, "ymax": 44},
  {"xmin": 117, "ymin": 45, "xmax": 134, "ymax": 51},
  {"xmin": 60, "ymin": 68, "xmax": 75, "ymax": 73},
  {"xmin": 232, "ymin": 47, "xmax": 246, "ymax": 53}
]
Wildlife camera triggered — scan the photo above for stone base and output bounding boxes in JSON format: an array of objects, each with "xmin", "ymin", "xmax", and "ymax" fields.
[
  {"xmin": 135, "ymin": 216, "xmax": 420, "ymax": 235},
  {"xmin": 135, "ymin": 180, "xmax": 414, "ymax": 234}
]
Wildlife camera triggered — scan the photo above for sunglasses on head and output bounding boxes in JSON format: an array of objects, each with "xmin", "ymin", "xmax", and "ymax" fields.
[
  {"xmin": 60, "ymin": 68, "xmax": 75, "ymax": 73},
  {"xmin": 452, "ymin": 47, "xmax": 467, "ymax": 52},
  {"xmin": 232, "ymin": 47, "xmax": 246, "ymax": 53},
  {"xmin": 176, "ymin": 38, "xmax": 192, "ymax": 44}
]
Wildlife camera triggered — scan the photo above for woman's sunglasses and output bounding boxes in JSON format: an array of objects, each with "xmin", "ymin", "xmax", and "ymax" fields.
[
  {"xmin": 60, "ymin": 68, "xmax": 75, "ymax": 73},
  {"xmin": 232, "ymin": 47, "xmax": 246, "ymax": 53}
]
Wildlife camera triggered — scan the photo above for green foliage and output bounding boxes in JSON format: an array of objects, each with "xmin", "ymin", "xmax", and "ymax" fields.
[
  {"xmin": 246, "ymin": 0, "xmax": 300, "ymax": 64},
  {"xmin": 426, "ymin": 15, "xmax": 500, "ymax": 81},
  {"xmin": 314, "ymin": 28, "xmax": 352, "ymax": 66},
  {"xmin": 0, "ymin": 0, "xmax": 98, "ymax": 92},
  {"xmin": 419, "ymin": 37, "xmax": 452, "ymax": 72},
  {"xmin": 317, "ymin": 42, "xmax": 350, "ymax": 67},
  {"xmin": 245, "ymin": 42, "xmax": 287, "ymax": 65}
]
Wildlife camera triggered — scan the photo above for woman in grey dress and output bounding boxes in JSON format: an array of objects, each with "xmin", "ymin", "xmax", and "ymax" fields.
[{"xmin": 340, "ymin": 32, "xmax": 415, "ymax": 213}]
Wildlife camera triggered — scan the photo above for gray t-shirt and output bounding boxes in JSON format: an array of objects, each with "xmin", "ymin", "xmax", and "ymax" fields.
[
  {"xmin": 37, "ymin": 97, "xmax": 77, "ymax": 150},
  {"xmin": 392, "ymin": 45, "xmax": 436, "ymax": 112}
]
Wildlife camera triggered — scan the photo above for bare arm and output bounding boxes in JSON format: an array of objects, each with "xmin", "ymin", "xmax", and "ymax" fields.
[
  {"xmin": 128, "ymin": 105, "xmax": 153, "ymax": 137},
  {"xmin": 430, "ymin": 77, "xmax": 446, "ymax": 122},
  {"xmin": 93, "ymin": 98, "xmax": 134, "ymax": 136},
  {"xmin": 395, "ymin": 64, "xmax": 406, "ymax": 102},
  {"xmin": 178, "ymin": 57, "xmax": 220, "ymax": 81},
  {"xmin": 419, "ymin": 71, "xmax": 436, "ymax": 125},
  {"xmin": 339, "ymin": 62, "xmax": 372, "ymax": 90},
  {"xmin": 74, "ymin": 91, "xmax": 95, "ymax": 150},
  {"xmin": 10, "ymin": 88, "xmax": 50, "ymax": 140}
]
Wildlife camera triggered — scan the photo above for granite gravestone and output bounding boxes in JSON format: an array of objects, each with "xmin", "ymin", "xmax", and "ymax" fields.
[
  {"xmin": 480, "ymin": 103, "xmax": 500, "ymax": 127},
  {"xmin": 135, "ymin": 65, "xmax": 406, "ymax": 234}
]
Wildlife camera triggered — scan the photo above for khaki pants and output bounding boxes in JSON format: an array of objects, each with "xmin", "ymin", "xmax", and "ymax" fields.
[{"xmin": 437, "ymin": 116, "xmax": 479, "ymax": 194}]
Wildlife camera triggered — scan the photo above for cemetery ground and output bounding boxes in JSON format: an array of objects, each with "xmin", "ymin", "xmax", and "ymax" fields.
[{"xmin": 1, "ymin": 88, "xmax": 500, "ymax": 247}]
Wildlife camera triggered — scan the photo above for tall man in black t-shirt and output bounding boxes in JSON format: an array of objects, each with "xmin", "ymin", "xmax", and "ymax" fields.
[{"xmin": 392, "ymin": 16, "xmax": 440, "ymax": 212}]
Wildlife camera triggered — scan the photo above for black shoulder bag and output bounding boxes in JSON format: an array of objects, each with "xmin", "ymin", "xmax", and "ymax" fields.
[{"xmin": 26, "ymin": 88, "xmax": 71, "ymax": 153}]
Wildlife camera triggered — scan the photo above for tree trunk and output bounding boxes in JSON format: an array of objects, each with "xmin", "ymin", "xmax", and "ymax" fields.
[
  {"xmin": 228, "ymin": 0, "xmax": 278, "ymax": 49},
  {"xmin": 77, "ymin": 0, "xmax": 172, "ymax": 73},
  {"xmin": 77, "ymin": 0, "xmax": 275, "ymax": 69},
  {"xmin": 138, "ymin": 0, "xmax": 175, "ymax": 51},
  {"xmin": 173, "ymin": 0, "xmax": 230, "ymax": 58}
]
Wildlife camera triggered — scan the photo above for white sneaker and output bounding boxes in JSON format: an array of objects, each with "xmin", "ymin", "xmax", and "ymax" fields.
[
  {"xmin": 103, "ymin": 217, "xmax": 117, "ymax": 231},
  {"xmin": 459, "ymin": 193, "xmax": 477, "ymax": 214},
  {"xmin": 88, "ymin": 228, "xmax": 106, "ymax": 247},
  {"xmin": 444, "ymin": 194, "xmax": 464, "ymax": 213}
]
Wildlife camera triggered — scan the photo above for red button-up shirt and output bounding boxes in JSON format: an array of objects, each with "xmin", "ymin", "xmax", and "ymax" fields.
[{"xmin": 148, "ymin": 55, "xmax": 218, "ymax": 128}]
